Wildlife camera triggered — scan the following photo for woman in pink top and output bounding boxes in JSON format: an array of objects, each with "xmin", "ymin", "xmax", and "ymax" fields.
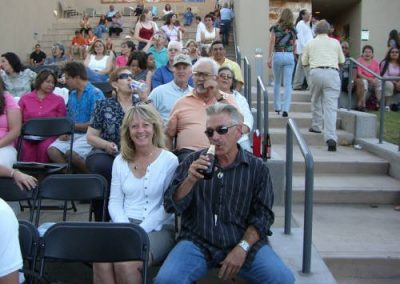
[
  {"xmin": 18, "ymin": 70, "xmax": 66, "ymax": 163},
  {"xmin": 0, "ymin": 77, "xmax": 21, "ymax": 168},
  {"xmin": 354, "ymin": 45, "xmax": 381, "ymax": 110},
  {"xmin": 380, "ymin": 47, "xmax": 400, "ymax": 102},
  {"xmin": 115, "ymin": 40, "xmax": 136, "ymax": 67}
]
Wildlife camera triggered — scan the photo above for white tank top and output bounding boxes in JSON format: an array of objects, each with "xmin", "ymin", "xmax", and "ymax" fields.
[
  {"xmin": 203, "ymin": 28, "xmax": 216, "ymax": 43},
  {"xmin": 88, "ymin": 54, "xmax": 109, "ymax": 71}
]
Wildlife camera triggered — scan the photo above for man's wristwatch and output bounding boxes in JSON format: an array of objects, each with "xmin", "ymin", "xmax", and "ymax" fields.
[{"xmin": 237, "ymin": 239, "xmax": 251, "ymax": 252}]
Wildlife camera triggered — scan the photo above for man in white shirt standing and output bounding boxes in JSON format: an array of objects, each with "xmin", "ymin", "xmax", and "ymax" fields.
[
  {"xmin": 302, "ymin": 20, "xmax": 345, "ymax": 152},
  {"xmin": 293, "ymin": 10, "xmax": 313, "ymax": 90},
  {"xmin": 195, "ymin": 16, "xmax": 206, "ymax": 43}
]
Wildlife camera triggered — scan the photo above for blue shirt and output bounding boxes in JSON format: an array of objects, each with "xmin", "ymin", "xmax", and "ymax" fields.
[
  {"xmin": 220, "ymin": 7, "xmax": 234, "ymax": 21},
  {"xmin": 149, "ymin": 80, "xmax": 193, "ymax": 125},
  {"xmin": 152, "ymin": 64, "xmax": 193, "ymax": 90},
  {"xmin": 67, "ymin": 82, "xmax": 104, "ymax": 126},
  {"xmin": 148, "ymin": 46, "xmax": 168, "ymax": 69}
]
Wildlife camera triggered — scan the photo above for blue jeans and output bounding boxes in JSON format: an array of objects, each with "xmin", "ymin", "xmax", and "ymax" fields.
[
  {"xmin": 272, "ymin": 52, "xmax": 295, "ymax": 112},
  {"xmin": 154, "ymin": 240, "xmax": 294, "ymax": 284},
  {"xmin": 94, "ymin": 25, "xmax": 108, "ymax": 38},
  {"xmin": 86, "ymin": 68, "xmax": 109, "ymax": 82}
]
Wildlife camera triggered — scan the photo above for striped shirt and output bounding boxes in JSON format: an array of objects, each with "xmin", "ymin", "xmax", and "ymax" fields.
[{"xmin": 164, "ymin": 146, "xmax": 274, "ymax": 268}]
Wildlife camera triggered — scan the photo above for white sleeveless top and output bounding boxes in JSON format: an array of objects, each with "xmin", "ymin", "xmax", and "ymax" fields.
[
  {"xmin": 88, "ymin": 54, "xmax": 109, "ymax": 71},
  {"xmin": 203, "ymin": 27, "xmax": 217, "ymax": 43}
]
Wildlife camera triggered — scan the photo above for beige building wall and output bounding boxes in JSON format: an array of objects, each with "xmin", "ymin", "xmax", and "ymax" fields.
[{"xmin": 0, "ymin": 0, "xmax": 59, "ymax": 62}]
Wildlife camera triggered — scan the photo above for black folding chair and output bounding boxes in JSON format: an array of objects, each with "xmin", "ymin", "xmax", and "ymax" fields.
[
  {"xmin": 18, "ymin": 220, "xmax": 45, "ymax": 283},
  {"xmin": 14, "ymin": 117, "xmax": 74, "ymax": 177},
  {"xmin": 34, "ymin": 174, "xmax": 108, "ymax": 227},
  {"xmin": 91, "ymin": 81, "xmax": 113, "ymax": 97},
  {"xmin": 0, "ymin": 177, "xmax": 36, "ymax": 221},
  {"xmin": 39, "ymin": 222, "xmax": 150, "ymax": 284}
]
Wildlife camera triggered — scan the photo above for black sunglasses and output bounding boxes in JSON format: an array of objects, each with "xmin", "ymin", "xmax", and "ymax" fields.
[
  {"xmin": 204, "ymin": 125, "xmax": 237, "ymax": 138},
  {"xmin": 118, "ymin": 73, "xmax": 134, "ymax": 80}
]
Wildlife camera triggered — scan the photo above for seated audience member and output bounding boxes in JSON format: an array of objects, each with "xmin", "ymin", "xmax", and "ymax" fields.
[
  {"xmin": 86, "ymin": 28, "xmax": 98, "ymax": 47},
  {"xmin": 80, "ymin": 14, "xmax": 92, "ymax": 36},
  {"xmin": 162, "ymin": 3, "xmax": 173, "ymax": 20},
  {"xmin": 105, "ymin": 5, "xmax": 118, "ymax": 22},
  {"xmin": 152, "ymin": 41, "xmax": 194, "ymax": 89},
  {"xmin": 0, "ymin": 165, "xmax": 37, "ymax": 190},
  {"xmin": 149, "ymin": 54, "xmax": 193, "ymax": 125},
  {"xmin": 146, "ymin": 52, "xmax": 156, "ymax": 72},
  {"xmin": 86, "ymin": 67, "xmax": 149, "ymax": 221},
  {"xmin": 154, "ymin": 103, "xmax": 294, "ymax": 284},
  {"xmin": 354, "ymin": 45, "xmax": 381, "ymax": 110},
  {"xmin": 108, "ymin": 12, "xmax": 123, "ymax": 37},
  {"xmin": 200, "ymin": 14, "xmax": 220, "ymax": 51},
  {"xmin": 195, "ymin": 16, "xmax": 206, "ymax": 43},
  {"xmin": 115, "ymin": 40, "xmax": 136, "ymax": 67},
  {"xmin": 210, "ymin": 41, "xmax": 244, "ymax": 90},
  {"xmin": 380, "ymin": 47, "xmax": 400, "ymax": 105},
  {"xmin": 0, "ymin": 52, "xmax": 37, "ymax": 98},
  {"xmin": 0, "ymin": 198, "xmax": 23, "ymax": 284},
  {"xmin": 217, "ymin": 66, "xmax": 253, "ymax": 151},
  {"xmin": 161, "ymin": 13, "xmax": 181, "ymax": 42},
  {"xmin": 387, "ymin": 29, "xmax": 400, "ymax": 49},
  {"xmin": 0, "ymin": 77, "xmax": 21, "ymax": 169},
  {"xmin": 127, "ymin": 51, "xmax": 152, "ymax": 98},
  {"xmin": 144, "ymin": 31, "xmax": 168, "ymax": 69},
  {"xmin": 30, "ymin": 44, "xmax": 47, "ymax": 66},
  {"xmin": 183, "ymin": 7, "xmax": 194, "ymax": 26},
  {"xmin": 340, "ymin": 41, "xmax": 358, "ymax": 109},
  {"xmin": 70, "ymin": 30, "xmax": 87, "ymax": 60},
  {"xmin": 105, "ymin": 37, "xmax": 115, "ymax": 57},
  {"xmin": 166, "ymin": 57, "xmax": 238, "ymax": 162},
  {"xmin": 45, "ymin": 43, "xmax": 69, "ymax": 65},
  {"xmin": 185, "ymin": 40, "xmax": 199, "ymax": 64},
  {"xmin": 133, "ymin": 8, "xmax": 159, "ymax": 51},
  {"xmin": 18, "ymin": 70, "xmax": 66, "ymax": 163},
  {"xmin": 94, "ymin": 15, "xmax": 108, "ymax": 39},
  {"xmin": 93, "ymin": 104, "xmax": 178, "ymax": 284},
  {"xmin": 84, "ymin": 39, "xmax": 113, "ymax": 82},
  {"xmin": 48, "ymin": 62, "xmax": 104, "ymax": 173}
]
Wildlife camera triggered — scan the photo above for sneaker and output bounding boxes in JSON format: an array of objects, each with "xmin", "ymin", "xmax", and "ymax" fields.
[
  {"xmin": 309, "ymin": 128, "xmax": 322, "ymax": 133},
  {"xmin": 326, "ymin": 139, "xmax": 337, "ymax": 152},
  {"xmin": 282, "ymin": 111, "xmax": 288, "ymax": 117}
]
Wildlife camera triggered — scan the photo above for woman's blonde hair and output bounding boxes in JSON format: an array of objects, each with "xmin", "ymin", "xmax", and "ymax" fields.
[
  {"xmin": 120, "ymin": 104, "xmax": 165, "ymax": 162},
  {"xmin": 278, "ymin": 8, "xmax": 294, "ymax": 30},
  {"xmin": 88, "ymin": 39, "xmax": 106, "ymax": 55}
]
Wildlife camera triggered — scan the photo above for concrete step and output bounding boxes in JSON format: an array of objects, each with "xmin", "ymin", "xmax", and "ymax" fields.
[
  {"xmin": 292, "ymin": 204, "xmax": 400, "ymax": 283},
  {"xmin": 273, "ymin": 145, "xmax": 390, "ymax": 175},
  {"xmin": 292, "ymin": 174, "xmax": 400, "ymax": 204},
  {"xmin": 269, "ymin": 128, "xmax": 353, "ymax": 146},
  {"xmin": 267, "ymin": 112, "xmax": 312, "ymax": 128}
]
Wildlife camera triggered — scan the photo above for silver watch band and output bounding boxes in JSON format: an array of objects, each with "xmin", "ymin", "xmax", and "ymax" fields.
[{"xmin": 238, "ymin": 239, "xmax": 250, "ymax": 252}]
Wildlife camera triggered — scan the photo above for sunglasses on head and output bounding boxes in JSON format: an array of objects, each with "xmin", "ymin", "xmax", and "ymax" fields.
[
  {"xmin": 118, "ymin": 73, "xmax": 134, "ymax": 80},
  {"xmin": 204, "ymin": 125, "xmax": 237, "ymax": 138}
]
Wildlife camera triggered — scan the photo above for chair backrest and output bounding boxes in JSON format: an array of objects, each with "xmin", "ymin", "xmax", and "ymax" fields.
[
  {"xmin": 91, "ymin": 81, "xmax": 113, "ymax": 97},
  {"xmin": 19, "ymin": 220, "xmax": 40, "ymax": 268},
  {"xmin": 39, "ymin": 222, "xmax": 149, "ymax": 283},
  {"xmin": 29, "ymin": 65, "xmax": 61, "ymax": 78},
  {"xmin": 0, "ymin": 178, "xmax": 36, "ymax": 221},
  {"xmin": 35, "ymin": 174, "xmax": 108, "ymax": 225},
  {"xmin": 20, "ymin": 117, "xmax": 74, "ymax": 138}
]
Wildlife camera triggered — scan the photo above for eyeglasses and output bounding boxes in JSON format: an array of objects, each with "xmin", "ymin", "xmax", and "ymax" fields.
[
  {"xmin": 168, "ymin": 48, "xmax": 179, "ymax": 52},
  {"xmin": 118, "ymin": 73, "xmax": 134, "ymax": 80},
  {"xmin": 193, "ymin": 71, "xmax": 214, "ymax": 79},
  {"xmin": 218, "ymin": 73, "xmax": 233, "ymax": 80},
  {"xmin": 94, "ymin": 44, "xmax": 104, "ymax": 48},
  {"xmin": 204, "ymin": 125, "xmax": 237, "ymax": 138}
]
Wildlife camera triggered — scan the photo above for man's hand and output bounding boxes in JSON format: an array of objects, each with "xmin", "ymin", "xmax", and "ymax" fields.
[
  {"xmin": 218, "ymin": 246, "xmax": 247, "ymax": 280},
  {"xmin": 204, "ymin": 78, "xmax": 219, "ymax": 99},
  {"xmin": 187, "ymin": 155, "xmax": 210, "ymax": 183}
]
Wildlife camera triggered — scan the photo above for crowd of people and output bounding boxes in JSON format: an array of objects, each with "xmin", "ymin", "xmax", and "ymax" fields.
[{"xmin": 0, "ymin": 3, "xmax": 297, "ymax": 284}]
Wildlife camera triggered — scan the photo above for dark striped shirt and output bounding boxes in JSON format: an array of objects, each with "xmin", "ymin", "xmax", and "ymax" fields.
[{"xmin": 164, "ymin": 146, "xmax": 275, "ymax": 268}]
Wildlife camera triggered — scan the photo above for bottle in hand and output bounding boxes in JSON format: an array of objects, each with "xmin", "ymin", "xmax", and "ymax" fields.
[
  {"xmin": 263, "ymin": 133, "xmax": 271, "ymax": 160},
  {"xmin": 198, "ymin": 144, "xmax": 216, "ymax": 179}
]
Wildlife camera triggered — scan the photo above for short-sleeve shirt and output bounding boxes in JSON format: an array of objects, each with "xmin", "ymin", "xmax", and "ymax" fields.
[
  {"xmin": 269, "ymin": 24, "xmax": 297, "ymax": 52},
  {"xmin": 0, "ymin": 93, "xmax": 19, "ymax": 141},
  {"xmin": 90, "ymin": 96, "xmax": 132, "ymax": 147},
  {"xmin": 148, "ymin": 46, "xmax": 168, "ymax": 69},
  {"xmin": 0, "ymin": 69, "xmax": 37, "ymax": 98},
  {"xmin": 357, "ymin": 57, "xmax": 380, "ymax": 79},
  {"xmin": 67, "ymin": 82, "xmax": 104, "ymax": 127},
  {"xmin": 30, "ymin": 51, "xmax": 47, "ymax": 64}
]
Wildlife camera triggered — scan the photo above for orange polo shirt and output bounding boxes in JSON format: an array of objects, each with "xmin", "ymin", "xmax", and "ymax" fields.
[
  {"xmin": 72, "ymin": 36, "xmax": 86, "ymax": 46},
  {"xmin": 166, "ymin": 91, "xmax": 239, "ymax": 151}
]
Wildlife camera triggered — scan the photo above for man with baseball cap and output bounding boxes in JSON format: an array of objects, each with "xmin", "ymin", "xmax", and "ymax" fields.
[{"xmin": 149, "ymin": 53, "xmax": 193, "ymax": 125}]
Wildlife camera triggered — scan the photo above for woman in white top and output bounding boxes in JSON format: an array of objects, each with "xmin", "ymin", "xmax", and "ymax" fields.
[
  {"xmin": 93, "ymin": 104, "xmax": 178, "ymax": 284},
  {"xmin": 217, "ymin": 66, "xmax": 253, "ymax": 151},
  {"xmin": 161, "ymin": 13, "xmax": 181, "ymax": 42},
  {"xmin": 200, "ymin": 14, "xmax": 220, "ymax": 52},
  {"xmin": 84, "ymin": 39, "xmax": 113, "ymax": 82}
]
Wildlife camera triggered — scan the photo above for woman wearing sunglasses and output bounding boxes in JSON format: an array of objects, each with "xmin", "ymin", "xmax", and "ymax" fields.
[
  {"xmin": 86, "ymin": 67, "xmax": 149, "ymax": 221},
  {"xmin": 217, "ymin": 66, "xmax": 253, "ymax": 151},
  {"xmin": 93, "ymin": 104, "xmax": 178, "ymax": 284}
]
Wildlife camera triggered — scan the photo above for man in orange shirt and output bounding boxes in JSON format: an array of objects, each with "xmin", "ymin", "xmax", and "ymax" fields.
[
  {"xmin": 166, "ymin": 57, "xmax": 239, "ymax": 162},
  {"xmin": 69, "ymin": 30, "xmax": 87, "ymax": 59}
]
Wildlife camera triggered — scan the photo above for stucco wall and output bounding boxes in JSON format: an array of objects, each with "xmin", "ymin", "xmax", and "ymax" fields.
[{"xmin": 0, "ymin": 0, "xmax": 59, "ymax": 62}]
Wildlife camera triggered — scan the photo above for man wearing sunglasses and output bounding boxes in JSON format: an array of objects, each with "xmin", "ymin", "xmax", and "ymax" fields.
[
  {"xmin": 166, "ymin": 57, "xmax": 239, "ymax": 162},
  {"xmin": 156, "ymin": 103, "xmax": 294, "ymax": 284}
]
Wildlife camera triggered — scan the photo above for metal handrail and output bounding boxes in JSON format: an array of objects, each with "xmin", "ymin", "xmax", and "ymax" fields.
[
  {"xmin": 243, "ymin": 56, "xmax": 251, "ymax": 104},
  {"xmin": 347, "ymin": 58, "xmax": 400, "ymax": 144},
  {"xmin": 285, "ymin": 118, "xmax": 314, "ymax": 274}
]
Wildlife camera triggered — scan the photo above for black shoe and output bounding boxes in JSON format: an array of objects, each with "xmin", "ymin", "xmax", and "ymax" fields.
[
  {"xmin": 327, "ymin": 139, "xmax": 337, "ymax": 152},
  {"xmin": 282, "ymin": 111, "xmax": 288, "ymax": 117},
  {"xmin": 309, "ymin": 128, "xmax": 322, "ymax": 133}
]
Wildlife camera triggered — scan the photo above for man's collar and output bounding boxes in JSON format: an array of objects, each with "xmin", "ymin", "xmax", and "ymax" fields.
[{"xmin": 172, "ymin": 80, "xmax": 189, "ymax": 91}]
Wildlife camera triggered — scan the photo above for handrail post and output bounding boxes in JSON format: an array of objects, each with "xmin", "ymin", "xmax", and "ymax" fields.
[
  {"xmin": 379, "ymin": 79, "xmax": 385, "ymax": 144},
  {"xmin": 285, "ymin": 124, "xmax": 293, "ymax": 235},
  {"xmin": 263, "ymin": 88, "xmax": 269, "ymax": 135},
  {"xmin": 347, "ymin": 61, "xmax": 353, "ymax": 110},
  {"xmin": 236, "ymin": 46, "xmax": 241, "ymax": 67},
  {"xmin": 247, "ymin": 63, "xmax": 252, "ymax": 106},
  {"xmin": 256, "ymin": 77, "xmax": 262, "ymax": 130},
  {"xmin": 303, "ymin": 154, "xmax": 314, "ymax": 274},
  {"xmin": 243, "ymin": 57, "xmax": 248, "ymax": 101}
]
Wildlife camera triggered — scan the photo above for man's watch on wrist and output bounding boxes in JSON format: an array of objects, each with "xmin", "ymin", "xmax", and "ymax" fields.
[
  {"xmin": 217, "ymin": 94, "xmax": 226, "ymax": 102},
  {"xmin": 238, "ymin": 239, "xmax": 250, "ymax": 252}
]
